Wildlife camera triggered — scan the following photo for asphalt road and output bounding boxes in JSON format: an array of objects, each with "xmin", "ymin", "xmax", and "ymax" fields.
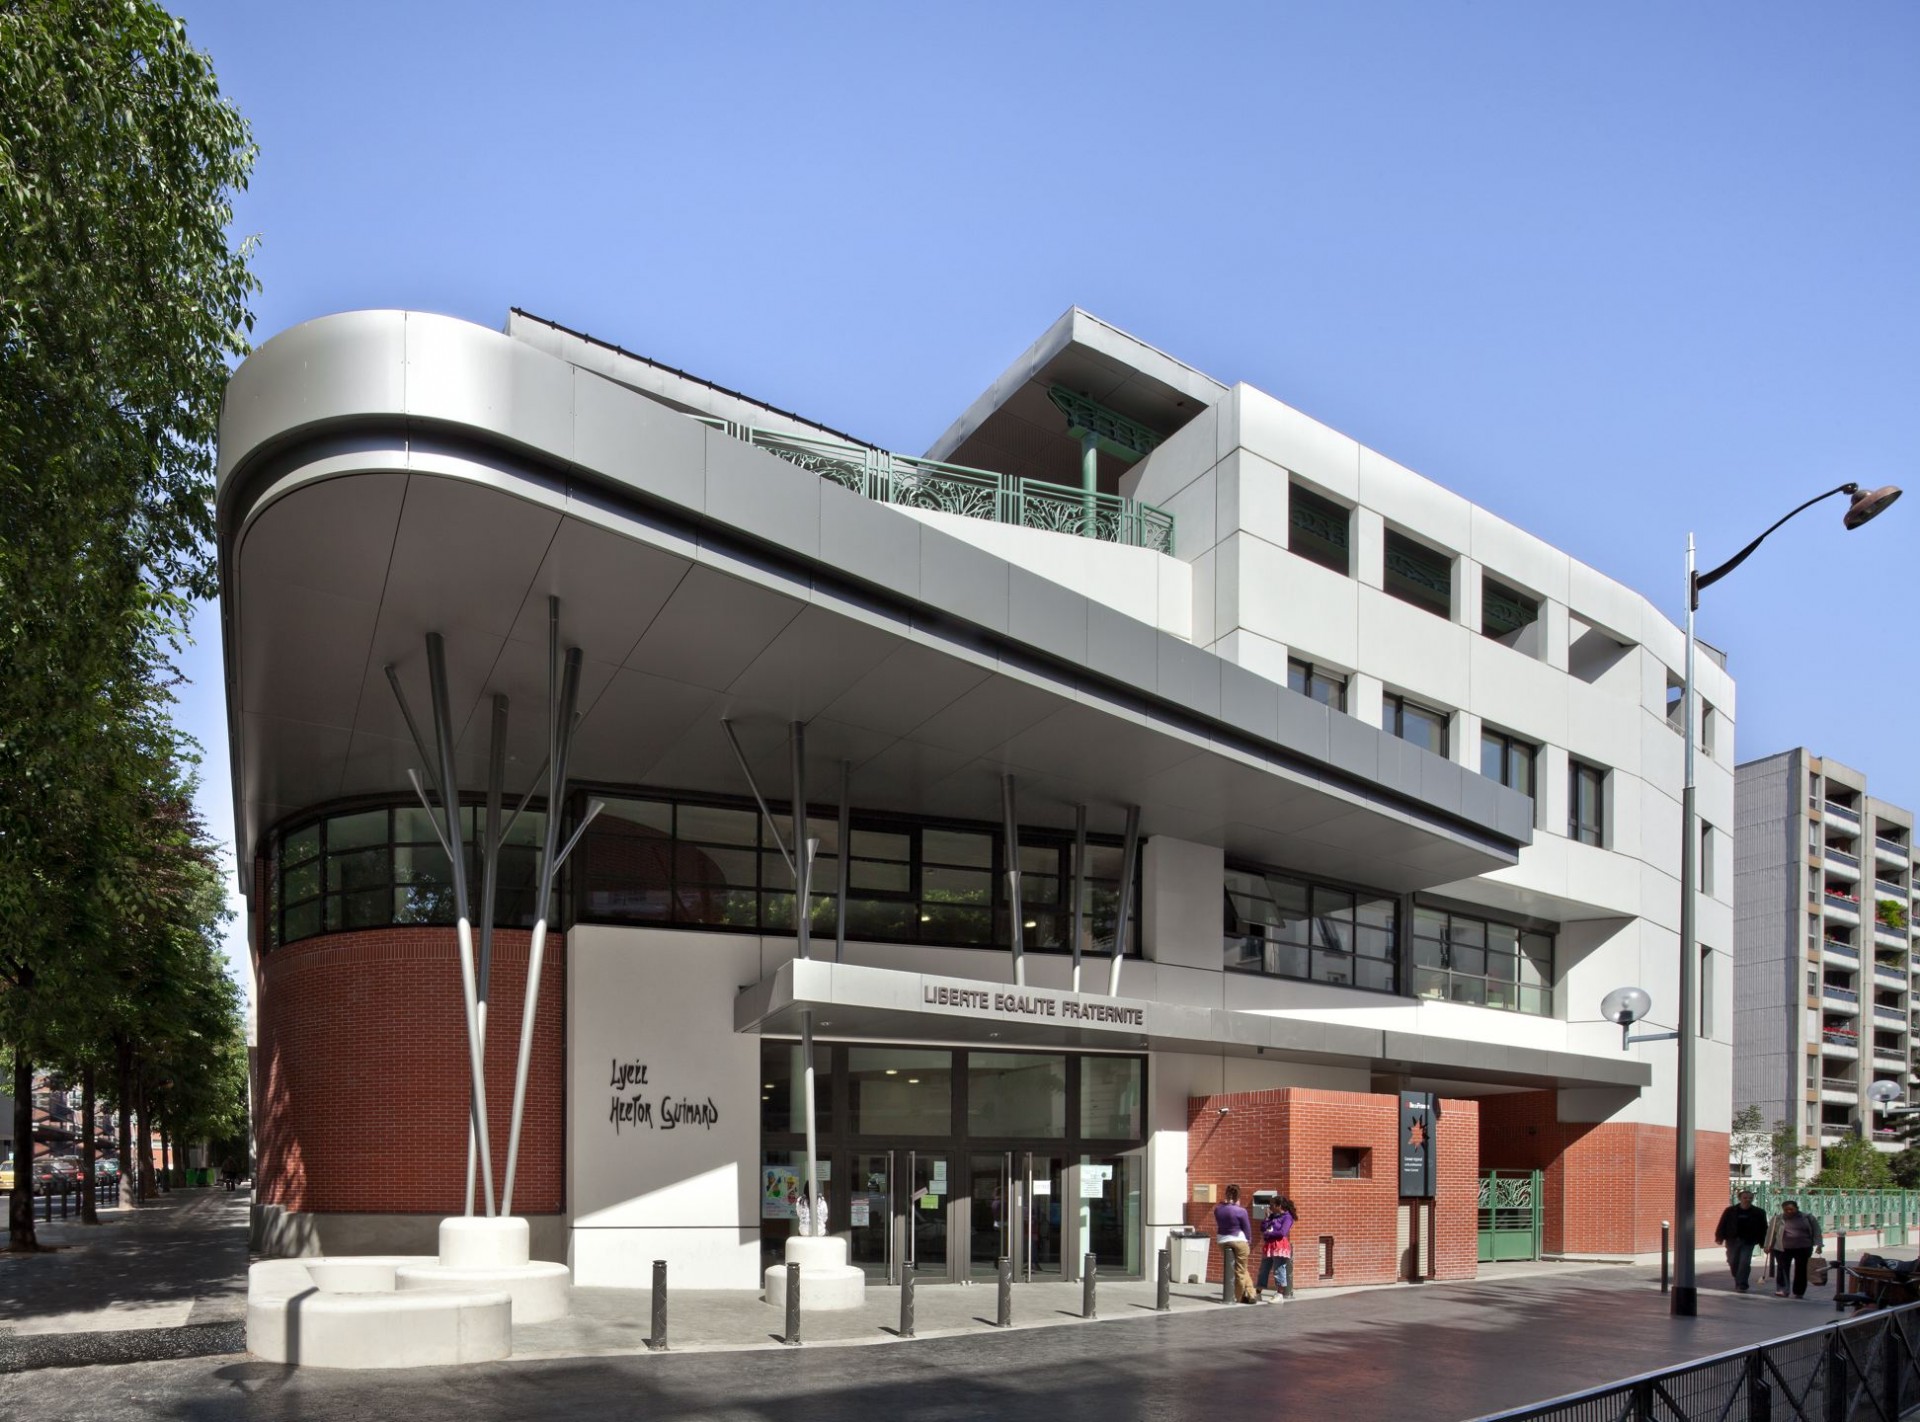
[{"xmin": 0, "ymin": 1264, "xmax": 1847, "ymax": 1421}]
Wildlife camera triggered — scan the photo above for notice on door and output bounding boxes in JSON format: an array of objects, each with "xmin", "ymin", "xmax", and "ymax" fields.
[
  {"xmin": 850, "ymin": 1202, "xmax": 871, "ymax": 1227},
  {"xmin": 1081, "ymin": 1164, "xmax": 1113, "ymax": 1199}
]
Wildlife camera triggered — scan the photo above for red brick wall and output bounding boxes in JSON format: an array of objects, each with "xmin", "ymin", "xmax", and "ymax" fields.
[
  {"xmin": 1183, "ymin": 1088, "xmax": 1480, "ymax": 1288},
  {"xmin": 255, "ymin": 925, "xmax": 565, "ymax": 1214},
  {"xmin": 1479, "ymin": 1090, "xmax": 1730, "ymax": 1254}
]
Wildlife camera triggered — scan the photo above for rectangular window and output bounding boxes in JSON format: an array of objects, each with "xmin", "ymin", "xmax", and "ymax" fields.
[
  {"xmin": 1480, "ymin": 729, "xmax": 1537, "ymax": 802},
  {"xmin": 1411, "ymin": 904, "xmax": 1553, "ymax": 1016},
  {"xmin": 1288, "ymin": 483, "xmax": 1351, "ymax": 576},
  {"xmin": 1287, "ymin": 658, "xmax": 1348, "ymax": 713},
  {"xmin": 1223, "ymin": 866, "xmax": 1397, "ymax": 993},
  {"xmin": 1700, "ymin": 823, "xmax": 1716, "ymax": 897},
  {"xmin": 567, "ymin": 794, "xmax": 1139, "ymax": 955},
  {"xmin": 1383, "ymin": 529, "xmax": 1453, "ymax": 619},
  {"xmin": 1481, "ymin": 577, "xmax": 1540, "ymax": 648},
  {"xmin": 1702, "ymin": 702, "xmax": 1718, "ymax": 758},
  {"xmin": 1701, "ymin": 947, "xmax": 1714, "ymax": 1038},
  {"xmin": 1569, "ymin": 760, "xmax": 1606, "ymax": 847},
  {"xmin": 1383, "ymin": 693, "xmax": 1449, "ymax": 758},
  {"xmin": 1330, "ymin": 1148, "xmax": 1368, "ymax": 1179}
]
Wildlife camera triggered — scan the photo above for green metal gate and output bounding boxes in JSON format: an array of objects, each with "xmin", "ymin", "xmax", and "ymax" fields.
[{"xmin": 1478, "ymin": 1169, "xmax": 1543, "ymax": 1262}]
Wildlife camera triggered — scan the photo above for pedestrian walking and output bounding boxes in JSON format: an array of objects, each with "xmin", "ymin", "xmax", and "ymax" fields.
[
  {"xmin": 1712, "ymin": 1189, "xmax": 1768, "ymax": 1292},
  {"xmin": 1214, "ymin": 1184, "xmax": 1260, "ymax": 1304},
  {"xmin": 1257, "ymin": 1194, "xmax": 1296, "ymax": 1300},
  {"xmin": 1766, "ymin": 1199, "xmax": 1823, "ymax": 1299}
]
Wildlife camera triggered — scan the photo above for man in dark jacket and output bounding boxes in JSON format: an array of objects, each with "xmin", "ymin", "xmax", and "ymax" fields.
[{"xmin": 1713, "ymin": 1190, "xmax": 1769, "ymax": 1292}]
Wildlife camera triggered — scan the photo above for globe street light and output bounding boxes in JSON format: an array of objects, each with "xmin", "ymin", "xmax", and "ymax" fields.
[{"xmin": 1672, "ymin": 481, "xmax": 1900, "ymax": 1317}]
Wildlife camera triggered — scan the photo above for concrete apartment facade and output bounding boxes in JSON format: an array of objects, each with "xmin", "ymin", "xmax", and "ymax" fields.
[
  {"xmin": 1734, "ymin": 749, "xmax": 1916, "ymax": 1174},
  {"xmin": 222, "ymin": 307, "xmax": 1731, "ymax": 1293}
]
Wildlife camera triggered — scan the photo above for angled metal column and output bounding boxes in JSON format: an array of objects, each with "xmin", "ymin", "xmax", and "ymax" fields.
[
  {"xmin": 1002, "ymin": 775, "xmax": 1025, "ymax": 987},
  {"xmin": 1107, "ymin": 804, "xmax": 1141, "ymax": 997},
  {"xmin": 1070, "ymin": 804, "xmax": 1087, "ymax": 994},
  {"xmin": 502, "ymin": 599, "xmax": 588, "ymax": 1217},
  {"xmin": 792, "ymin": 722, "xmax": 821, "ymax": 1233},
  {"xmin": 464, "ymin": 694, "xmax": 508, "ymax": 1216},
  {"xmin": 834, "ymin": 761, "xmax": 850, "ymax": 964},
  {"xmin": 425, "ymin": 633, "xmax": 496, "ymax": 1218}
]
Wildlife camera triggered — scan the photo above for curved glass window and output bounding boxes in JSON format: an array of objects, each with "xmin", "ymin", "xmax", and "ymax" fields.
[{"xmin": 269, "ymin": 803, "xmax": 546, "ymax": 948}]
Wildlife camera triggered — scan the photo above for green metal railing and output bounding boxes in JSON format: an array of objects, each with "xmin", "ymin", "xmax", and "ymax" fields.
[
  {"xmin": 1739, "ymin": 1185, "xmax": 1917, "ymax": 1245},
  {"xmin": 696, "ymin": 419, "xmax": 1176, "ymax": 555},
  {"xmin": 1479, "ymin": 1169, "xmax": 1544, "ymax": 1261}
]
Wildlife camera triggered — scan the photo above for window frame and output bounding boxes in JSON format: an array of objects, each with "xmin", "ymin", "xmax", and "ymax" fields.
[
  {"xmin": 1223, "ymin": 863, "xmax": 1400, "ymax": 995},
  {"xmin": 1480, "ymin": 727, "xmax": 1538, "ymax": 802},
  {"xmin": 1408, "ymin": 901, "xmax": 1554, "ymax": 1017},
  {"xmin": 1383, "ymin": 692, "xmax": 1450, "ymax": 758},
  {"xmin": 1568, "ymin": 759, "xmax": 1607, "ymax": 847},
  {"xmin": 1287, "ymin": 657, "xmax": 1349, "ymax": 713},
  {"xmin": 1382, "ymin": 529, "xmax": 1454, "ymax": 619},
  {"xmin": 1288, "ymin": 483, "xmax": 1352, "ymax": 577}
]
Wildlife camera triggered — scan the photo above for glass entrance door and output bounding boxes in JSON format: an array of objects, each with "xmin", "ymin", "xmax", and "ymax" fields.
[
  {"xmin": 968, "ymin": 1152, "xmax": 1014, "ymax": 1278},
  {"xmin": 906, "ymin": 1152, "xmax": 949, "ymax": 1278},
  {"xmin": 1021, "ymin": 1153, "xmax": 1065, "ymax": 1279},
  {"xmin": 849, "ymin": 1152, "xmax": 893, "ymax": 1281}
]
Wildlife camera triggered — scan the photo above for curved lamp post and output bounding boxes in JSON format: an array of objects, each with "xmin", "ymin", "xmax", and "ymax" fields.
[{"xmin": 1671, "ymin": 481, "xmax": 1900, "ymax": 1317}]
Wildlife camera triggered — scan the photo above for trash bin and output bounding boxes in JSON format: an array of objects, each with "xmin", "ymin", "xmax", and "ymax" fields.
[{"xmin": 1169, "ymin": 1229, "xmax": 1211, "ymax": 1284}]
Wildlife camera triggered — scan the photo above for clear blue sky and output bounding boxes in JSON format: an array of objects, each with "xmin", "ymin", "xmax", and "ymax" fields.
[{"xmin": 168, "ymin": 1, "xmax": 1919, "ymax": 1003}]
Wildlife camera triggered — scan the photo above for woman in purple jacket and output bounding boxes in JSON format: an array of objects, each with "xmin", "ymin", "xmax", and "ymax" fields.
[
  {"xmin": 1214, "ymin": 1184, "xmax": 1260, "ymax": 1303},
  {"xmin": 1257, "ymin": 1196, "xmax": 1297, "ymax": 1300}
]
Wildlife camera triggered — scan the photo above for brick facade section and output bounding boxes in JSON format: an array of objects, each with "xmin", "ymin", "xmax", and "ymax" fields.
[
  {"xmin": 1183, "ymin": 1088, "xmax": 1480, "ymax": 1289},
  {"xmin": 255, "ymin": 924, "xmax": 565, "ymax": 1215},
  {"xmin": 1478, "ymin": 1090, "xmax": 1730, "ymax": 1254}
]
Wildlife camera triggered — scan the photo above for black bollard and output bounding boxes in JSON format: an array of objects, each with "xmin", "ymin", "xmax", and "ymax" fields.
[
  {"xmin": 1834, "ymin": 1233, "xmax": 1847, "ymax": 1312},
  {"xmin": 1221, "ymin": 1243, "xmax": 1235, "ymax": 1304},
  {"xmin": 1083, "ymin": 1252, "xmax": 1097, "ymax": 1319},
  {"xmin": 1156, "ymin": 1247, "xmax": 1172, "ymax": 1312},
  {"xmin": 899, "ymin": 1270, "xmax": 915, "ymax": 1338},
  {"xmin": 996, "ymin": 1256, "xmax": 1012, "ymax": 1328},
  {"xmin": 649, "ymin": 1259, "xmax": 668, "ymax": 1351},
  {"xmin": 1660, "ymin": 1220, "xmax": 1671, "ymax": 1293},
  {"xmin": 785, "ymin": 1261, "xmax": 802, "ymax": 1345}
]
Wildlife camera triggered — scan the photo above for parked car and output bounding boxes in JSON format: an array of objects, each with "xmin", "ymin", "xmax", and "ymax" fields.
[
  {"xmin": 29, "ymin": 1160, "xmax": 62, "ymax": 1194},
  {"xmin": 0, "ymin": 1159, "xmax": 13, "ymax": 1190},
  {"xmin": 48, "ymin": 1157, "xmax": 83, "ymax": 1193},
  {"xmin": 95, "ymin": 1157, "xmax": 119, "ymax": 1191}
]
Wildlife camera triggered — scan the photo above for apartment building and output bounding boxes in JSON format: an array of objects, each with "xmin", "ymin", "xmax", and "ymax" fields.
[
  {"xmin": 1735, "ymin": 750, "xmax": 1916, "ymax": 1171},
  {"xmin": 223, "ymin": 306, "xmax": 1732, "ymax": 1289}
]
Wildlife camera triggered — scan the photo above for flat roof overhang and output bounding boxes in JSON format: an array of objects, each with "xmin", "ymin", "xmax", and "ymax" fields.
[
  {"xmin": 736, "ymin": 959, "xmax": 1653, "ymax": 1095},
  {"xmin": 216, "ymin": 312, "xmax": 1532, "ymax": 883}
]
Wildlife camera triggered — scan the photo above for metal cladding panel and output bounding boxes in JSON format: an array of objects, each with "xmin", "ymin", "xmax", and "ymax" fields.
[{"xmin": 217, "ymin": 312, "xmax": 1528, "ymax": 880}]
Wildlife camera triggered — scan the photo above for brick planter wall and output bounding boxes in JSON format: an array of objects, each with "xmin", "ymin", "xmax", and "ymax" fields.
[
  {"xmin": 254, "ymin": 925, "xmax": 565, "ymax": 1215},
  {"xmin": 1182, "ymin": 1087, "xmax": 1480, "ymax": 1289},
  {"xmin": 1478, "ymin": 1089, "xmax": 1730, "ymax": 1254}
]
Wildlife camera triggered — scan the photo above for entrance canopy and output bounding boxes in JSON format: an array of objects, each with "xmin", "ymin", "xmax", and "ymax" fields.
[
  {"xmin": 217, "ymin": 312, "xmax": 1531, "ymax": 887},
  {"xmin": 737, "ymin": 959, "xmax": 1651, "ymax": 1094}
]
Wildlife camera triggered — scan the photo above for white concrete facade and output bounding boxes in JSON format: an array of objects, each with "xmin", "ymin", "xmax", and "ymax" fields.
[{"xmin": 1122, "ymin": 379, "xmax": 1737, "ymax": 1139}]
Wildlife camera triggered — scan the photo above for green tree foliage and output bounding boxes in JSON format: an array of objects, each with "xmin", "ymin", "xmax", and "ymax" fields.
[
  {"xmin": 1769, "ymin": 1118, "xmax": 1816, "ymax": 1189},
  {"xmin": 0, "ymin": 0, "xmax": 257, "ymax": 1247},
  {"xmin": 1811, "ymin": 1135, "xmax": 1893, "ymax": 1190}
]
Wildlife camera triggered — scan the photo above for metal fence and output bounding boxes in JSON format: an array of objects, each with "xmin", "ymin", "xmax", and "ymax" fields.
[
  {"xmin": 695, "ymin": 419, "xmax": 1177, "ymax": 554},
  {"xmin": 1472, "ymin": 1301, "xmax": 1920, "ymax": 1421},
  {"xmin": 1739, "ymin": 1188, "xmax": 1919, "ymax": 1243}
]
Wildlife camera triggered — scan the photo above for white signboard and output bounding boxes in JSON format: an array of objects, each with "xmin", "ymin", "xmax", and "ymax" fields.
[
  {"xmin": 850, "ymin": 1202, "xmax": 870, "ymax": 1227},
  {"xmin": 1081, "ymin": 1164, "xmax": 1113, "ymax": 1199}
]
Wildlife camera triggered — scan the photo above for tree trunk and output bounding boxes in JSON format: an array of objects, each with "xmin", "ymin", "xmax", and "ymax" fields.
[
  {"xmin": 79, "ymin": 1064, "xmax": 98, "ymax": 1225},
  {"xmin": 160, "ymin": 1122, "xmax": 171, "ymax": 1191},
  {"xmin": 115, "ymin": 1038, "xmax": 135, "ymax": 1209},
  {"xmin": 135, "ymin": 1065, "xmax": 151, "ymax": 1203},
  {"xmin": 10, "ymin": 1045, "xmax": 36, "ymax": 1250}
]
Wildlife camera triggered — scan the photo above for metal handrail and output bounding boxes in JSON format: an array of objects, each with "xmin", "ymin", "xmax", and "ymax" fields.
[
  {"xmin": 1827, "ymin": 846, "xmax": 1862, "ymax": 868},
  {"xmin": 694, "ymin": 418, "xmax": 1177, "ymax": 555},
  {"xmin": 1826, "ymin": 800, "xmax": 1864, "ymax": 823},
  {"xmin": 1878, "ymin": 836, "xmax": 1911, "ymax": 858}
]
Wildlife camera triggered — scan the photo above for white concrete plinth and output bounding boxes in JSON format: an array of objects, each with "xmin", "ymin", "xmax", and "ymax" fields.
[
  {"xmin": 247, "ymin": 1257, "xmax": 511, "ymax": 1369},
  {"xmin": 763, "ymin": 1234, "xmax": 866, "ymax": 1312},
  {"xmin": 393, "ymin": 1215, "xmax": 572, "ymax": 1323}
]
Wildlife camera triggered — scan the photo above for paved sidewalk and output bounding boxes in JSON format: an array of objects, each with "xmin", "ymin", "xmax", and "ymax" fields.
[
  {"xmin": 0, "ymin": 1260, "xmax": 1886, "ymax": 1421},
  {"xmin": 0, "ymin": 1187, "xmax": 251, "ymax": 1371}
]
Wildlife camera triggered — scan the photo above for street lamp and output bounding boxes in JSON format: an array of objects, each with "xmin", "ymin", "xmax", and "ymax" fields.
[{"xmin": 1672, "ymin": 480, "xmax": 1901, "ymax": 1317}]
